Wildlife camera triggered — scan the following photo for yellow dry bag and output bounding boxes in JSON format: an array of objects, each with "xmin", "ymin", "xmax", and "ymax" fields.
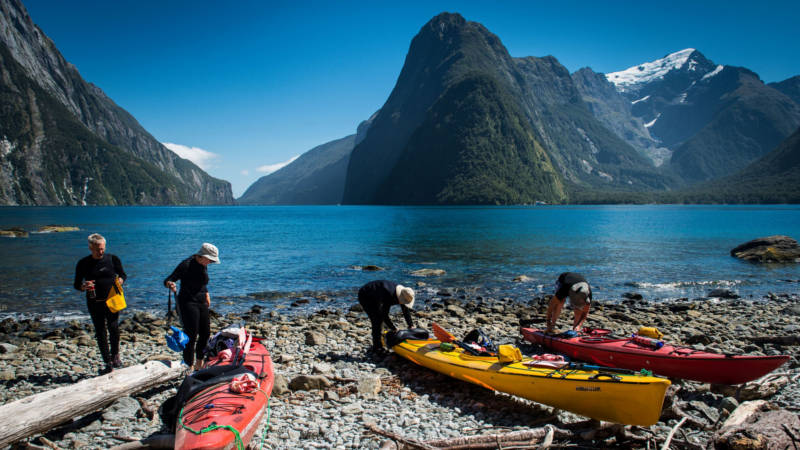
[
  {"xmin": 106, "ymin": 277, "xmax": 126, "ymax": 313},
  {"xmin": 637, "ymin": 326, "xmax": 663, "ymax": 339},
  {"xmin": 498, "ymin": 345, "xmax": 522, "ymax": 363}
]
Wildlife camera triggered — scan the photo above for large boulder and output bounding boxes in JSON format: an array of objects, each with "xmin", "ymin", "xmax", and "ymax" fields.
[
  {"xmin": 288, "ymin": 374, "xmax": 332, "ymax": 391},
  {"xmin": 731, "ymin": 235, "xmax": 800, "ymax": 263}
]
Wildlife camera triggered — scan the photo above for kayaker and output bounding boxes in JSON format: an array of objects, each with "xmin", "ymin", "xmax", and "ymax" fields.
[
  {"xmin": 73, "ymin": 233, "xmax": 127, "ymax": 375},
  {"xmin": 544, "ymin": 272, "xmax": 592, "ymax": 334},
  {"xmin": 164, "ymin": 243, "xmax": 220, "ymax": 371},
  {"xmin": 357, "ymin": 280, "xmax": 415, "ymax": 356}
]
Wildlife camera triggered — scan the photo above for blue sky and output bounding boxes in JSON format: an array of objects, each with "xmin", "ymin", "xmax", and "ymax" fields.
[{"xmin": 23, "ymin": 0, "xmax": 800, "ymax": 197}]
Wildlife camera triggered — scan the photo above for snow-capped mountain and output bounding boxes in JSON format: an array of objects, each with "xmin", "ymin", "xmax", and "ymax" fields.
[
  {"xmin": 574, "ymin": 48, "xmax": 800, "ymax": 183},
  {"xmin": 606, "ymin": 49, "xmax": 723, "ymax": 93},
  {"xmin": 606, "ymin": 49, "xmax": 720, "ymax": 131}
]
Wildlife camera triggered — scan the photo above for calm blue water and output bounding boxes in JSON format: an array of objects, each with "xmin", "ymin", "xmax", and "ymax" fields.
[{"xmin": 0, "ymin": 205, "xmax": 798, "ymax": 321}]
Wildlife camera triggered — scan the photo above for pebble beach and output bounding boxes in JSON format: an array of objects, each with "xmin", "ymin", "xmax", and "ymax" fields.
[{"xmin": 1, "ymin": 284, "xmax": 799, "ymax": 449}]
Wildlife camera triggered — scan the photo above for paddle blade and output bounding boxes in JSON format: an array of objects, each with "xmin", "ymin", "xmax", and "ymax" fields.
[{"xmin": 432, "ymin": 322, "xmax": 456, "ymax": 343}]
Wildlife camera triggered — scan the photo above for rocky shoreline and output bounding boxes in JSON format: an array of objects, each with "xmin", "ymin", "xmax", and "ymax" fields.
[{"xmin": 1, "ymin": 286, "xmax": 799, "ymax": 449}]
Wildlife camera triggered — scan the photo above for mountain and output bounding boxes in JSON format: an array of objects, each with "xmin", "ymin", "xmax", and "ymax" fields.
[
  {"xmin": 238, "ymin": 114, "xmax": 375, "ymax": 204},
  {"xmin": 0, "ymin": 0, "xmax": 233, "ymax": 205},
  {"xmin": 668, "ymin": 67, "xmax": 800, "ymax": 182},
  {"xmin": 0, "ymin": 44, "xmax": 193, "ymax": 204},
  {"xmin": 599, "ymin": 49, "xmax": 800, "ymax": 183},
  {"xmin": 769, "ymin": 76, "xmax": 800, "ymax": 106},
  {"xmin": 374, "ymin": 74, "xmax": 565, "ymax": 204},
  {"xmin": 572, "ymin": 67, "xmax": 670, "ymax": 166},
  {"xmin": 676, "ymin": 126, "xmax": 800, "ymax": 203},
  {"xmin": 342, "ymin": 13, "xmax": 668, "ymax": 205}
]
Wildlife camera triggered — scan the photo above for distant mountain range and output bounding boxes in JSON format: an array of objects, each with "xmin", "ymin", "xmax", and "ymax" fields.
[
  {"xmin": 238, "ymin": 114, "xmax": 375, "ymax": 204},
  {"xmin": 596, "ymin": 49, "xmax": 800, "ymax": 183},
  {"xmin": 2, "ymin": 3, "xmax": 797, "ymax": 206},
  {"xmin": 246, "ymin": 14, "xmax": 799, "ymax": 204},
  {"xmin": 0, "ymin": 0, "xmax": 233, "ymax": 205},
  {"xmin": 670, "ymin": 125, "xmax": 800, "ymax": 203}
]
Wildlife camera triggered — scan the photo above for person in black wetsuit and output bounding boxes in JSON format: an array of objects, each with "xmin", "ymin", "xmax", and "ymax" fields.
[
  {"xmin": 357, "ymin": 280, "xmax": 415, "ymax": 356},
  {"xmin": 164, "ymin": 243, "xmax": 219, "ymax": 370},
  {"xmin": 544, "ymin": 272, "xmax": 592, "ymax": 334},
  {"xmin": 73, "ymin": 233, "xmax": 127, "ymax": 374}
]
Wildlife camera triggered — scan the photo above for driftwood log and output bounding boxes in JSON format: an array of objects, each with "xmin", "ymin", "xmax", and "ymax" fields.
[
  {"xmin": 369, "ymin": 423, "xmax": 572, "ymax": 449},
  {"xmin": 0, "ymin": 360, "xmax": 183, "ymax": 447}
]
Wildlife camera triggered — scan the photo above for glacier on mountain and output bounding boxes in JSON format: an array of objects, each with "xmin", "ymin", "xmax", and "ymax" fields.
[
  {"xmin": 644, "ymin": 113, "xmax": 661, "ymax": 128},
  {"xmin": 605, "ymin": 48, "xmax": 696, "ymax": 92},
  {"xmin": 702, "ymin": 64, "xmax": 724, "ymax": 81}
]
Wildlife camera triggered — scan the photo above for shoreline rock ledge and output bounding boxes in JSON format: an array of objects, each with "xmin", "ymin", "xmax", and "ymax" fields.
[{"xmin": 731, "ymin": 235, "xmax": 800, "ymax": 263}]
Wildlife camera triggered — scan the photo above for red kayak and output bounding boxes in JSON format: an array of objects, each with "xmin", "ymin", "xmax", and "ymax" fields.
[
  {"xmin": 521, "ymin": 327, "xmax": 789, "ymax": 385},
  {"xmin": 175, "ymin": 336, "xmax": 274, "ymax": 450}
]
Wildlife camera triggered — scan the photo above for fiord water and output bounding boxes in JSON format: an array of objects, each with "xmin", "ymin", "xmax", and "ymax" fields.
[{"xmin": 0, "ymin": 205, "xmax": 798, "ymax": 321}]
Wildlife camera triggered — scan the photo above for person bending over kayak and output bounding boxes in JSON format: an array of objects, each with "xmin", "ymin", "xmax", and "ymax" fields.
[
  {"xmin": 545, "ymin": 272, "xmax": 592, "ymax": 334},
  {"xmin": 357, "ymin": 280, "xmax": 415, "ymax": 356}
]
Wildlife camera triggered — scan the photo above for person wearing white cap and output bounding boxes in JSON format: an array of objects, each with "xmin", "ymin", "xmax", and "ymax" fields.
[
  {"xmin": 357, "ymin": 280, "xmax": 416, "ymax": 356},
  {"xmin": 545, "ymin": 272, "xmax": 593, "ymax": 334},
  {"xmin": 163, "ymin": 243, "xmax": 220, "ymax": 370}
]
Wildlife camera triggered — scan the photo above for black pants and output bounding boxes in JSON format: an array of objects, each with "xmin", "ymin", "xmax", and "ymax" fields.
[
  {"xmin": 87, "ymin": 299, "xmax": 119, "ymax": 364},
  {"xmin": 179, "ymin": 299, "xmax": 210, "ymax": 366},
  {"xmin": 358, "ymin": 295, "xmax": 395, "ymax": 351}
]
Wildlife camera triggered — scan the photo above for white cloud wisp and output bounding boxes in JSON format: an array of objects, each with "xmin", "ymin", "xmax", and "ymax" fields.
[
  {"xmin": 163, "ymin": 142, "xmax": 220, "ymax": 170},
  {"xmin": 256, "ymin": 155, "xmax": 300, "ymax": 175}
]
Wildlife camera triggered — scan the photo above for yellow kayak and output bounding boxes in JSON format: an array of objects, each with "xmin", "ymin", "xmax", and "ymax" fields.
[{"xmin": 392, "ymin": 337, "xmax": 670, "ymax": 426}]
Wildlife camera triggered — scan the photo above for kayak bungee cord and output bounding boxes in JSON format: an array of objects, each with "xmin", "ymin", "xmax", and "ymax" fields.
[
  {"xmin": 178, "ymin": 405, "xmax": 245, "ymax": 450},
  {"xmin": 178, "ymin": 387, "xmax": 256, "ymax": 449},
  {"xmin": 178, "ymin": 373, "xmax": 273, "ymax": 449},
  {"xmin": 258, "ymin": 397, "xmax": 272, "ymax": 450}
]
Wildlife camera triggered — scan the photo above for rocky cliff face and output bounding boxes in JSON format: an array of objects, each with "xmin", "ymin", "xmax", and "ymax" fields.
[
  {"xmin": 572, "ymin": 67, "xmax": 671, "ymax": 166},
  {"xmin": 0, "ymin": 44, "xmax": 193, "ymax": 205},
  {"xmin": 0, "ymin": 0, "xmax": 233, "ymax": 205},
  {"xmin": 342, "ymin": 13, "xmax": 668, "ymax": 205}
]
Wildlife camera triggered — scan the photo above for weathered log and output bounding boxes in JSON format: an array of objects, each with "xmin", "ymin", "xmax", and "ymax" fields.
[
  {"xmin": 717, "ymin": 400, "xmax": 769, "ymax": 431},
  {"xmin": 423, "ymin": 427, "xmax": 571, "ymax": 448},
  {"xmin": 365, "ymin": 423, "xmax": 437, "ymax": 450},
  {"xmin": 660, "ymin": 417, "xmax": 686, "ymax": 450},
  {"xmin": 0, "ymin": 360, "xmax": 183, "ymax": 448},
  {"xmin": 38, "ymin": 436, "xmax": 60, "ymax": 449},
  {"xmin": 670, "ymin": 403, "xmax": 710, "ymax": 430},
  {"xmin": 541, "ymin": 425, "xmax": 554, "ymax": 448},
  {"xmin": 710, "ymin": 375, "xmax": 789, "ymax": 401}
]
